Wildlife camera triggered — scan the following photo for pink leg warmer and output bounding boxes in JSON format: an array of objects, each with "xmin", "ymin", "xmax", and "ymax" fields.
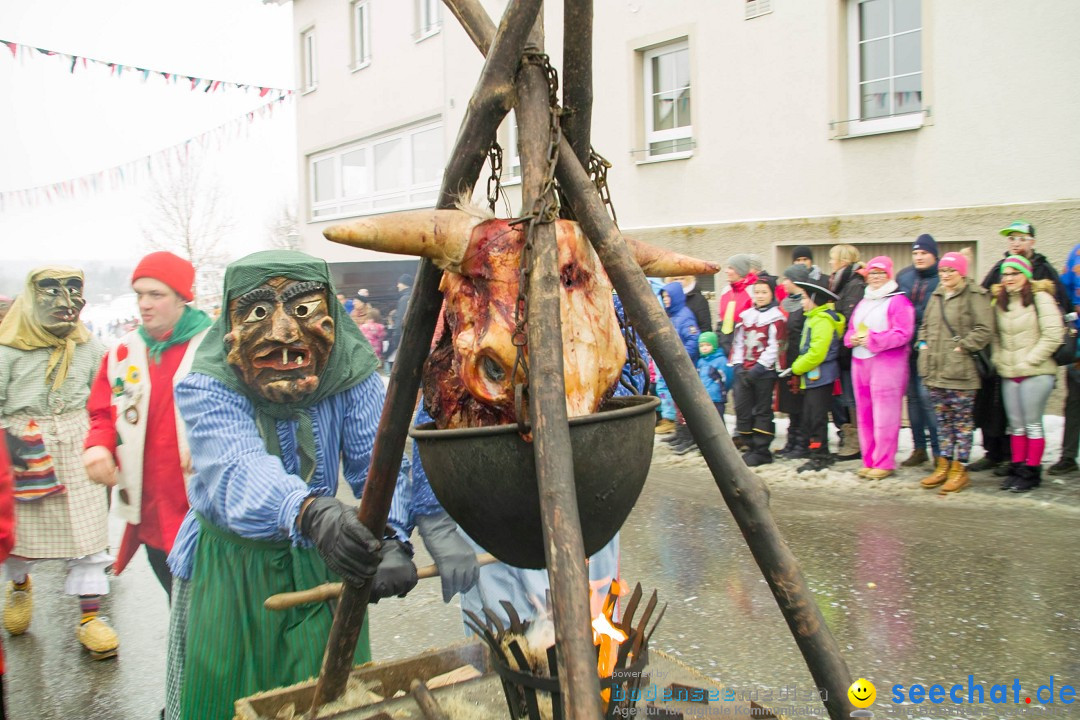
[
  {"xmin": 1010, "ymin": 434, "xmax": 1028, "ymax": 464},
  {"xmin": 1026, "ymin": 437, "xmax": 1046, "ymax": 466}
]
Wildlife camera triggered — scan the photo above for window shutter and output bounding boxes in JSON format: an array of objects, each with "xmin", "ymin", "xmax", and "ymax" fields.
[{"xmin": 745, "ymin": 0, "xmax": 772, "ymax": 20}]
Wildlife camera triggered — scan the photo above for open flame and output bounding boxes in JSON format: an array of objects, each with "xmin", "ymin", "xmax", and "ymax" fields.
[{"xmin": 591, "ymin": 579, "xmax": 628, "ymax": 706}]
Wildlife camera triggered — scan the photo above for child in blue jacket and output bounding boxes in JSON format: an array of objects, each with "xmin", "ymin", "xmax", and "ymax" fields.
[
  {"xmin": 697, "ymin": 331, "xmax": 733, "ymax": 426},
  {"xmin": 661, "ymin": 281, "xmax": 701, "ymax": 453}
]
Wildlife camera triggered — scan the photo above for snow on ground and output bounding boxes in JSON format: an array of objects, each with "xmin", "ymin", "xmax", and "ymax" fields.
[{"xmin": 652, "ymin": 413, "xmax": 1080, "ymax": 513}]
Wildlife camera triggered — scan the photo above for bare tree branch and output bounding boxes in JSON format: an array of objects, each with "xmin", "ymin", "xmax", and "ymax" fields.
[
  {"xmin": 140, "ymin": 154, "xmax": 234, "ymax": 280},
  {"xmin": 266, "ymin": 201, "xmax": 302, "ymax": 251}
]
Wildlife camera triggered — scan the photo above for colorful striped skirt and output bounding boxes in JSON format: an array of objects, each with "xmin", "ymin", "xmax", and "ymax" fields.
[{"xmin": 170, "ymin": 514, "xmax": 370, "ymax": 720}]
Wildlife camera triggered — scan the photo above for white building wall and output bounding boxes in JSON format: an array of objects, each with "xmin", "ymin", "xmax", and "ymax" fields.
[{"xmin": 291, "ymin": 0, "xmax": 1080, "ymax": 272}]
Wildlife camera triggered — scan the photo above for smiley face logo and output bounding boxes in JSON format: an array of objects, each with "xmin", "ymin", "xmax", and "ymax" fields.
[{"xmin": 848, "ymin": 678, "xmax": 876, "ymax": 709}]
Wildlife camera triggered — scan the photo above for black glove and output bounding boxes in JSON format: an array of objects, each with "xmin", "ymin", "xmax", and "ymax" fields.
[
  {"xmin": 708, "ymin": 367, "xmax": 723, "ymax": 384},
  {"xmin": 299, "ymin": 497, "xmax": 381, "ymax": 586},
  {"xmin": 370, "ymin": 539, "xmax": 418, "ymax": 602},
  {"xmin": 416, "ymin": 512, "xmax": 479, "ymax": 603}
]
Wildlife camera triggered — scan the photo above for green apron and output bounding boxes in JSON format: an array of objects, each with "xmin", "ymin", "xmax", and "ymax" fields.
[{"xmin": 181, "ymin": 515, "xmax": 370, "ymax": 719}]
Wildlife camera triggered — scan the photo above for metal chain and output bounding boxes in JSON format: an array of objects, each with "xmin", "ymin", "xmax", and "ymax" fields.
[
  {"xmin": 617, "ymin": 308, "xmax": 648, "ymax": 394},
  {"xmin": 486, "ymin": 141, "xmax": 503, "ymax": 215},
  {"xmin": 587, "ymin": 147, "xmax": 619, "ymax": 227},
  {"xmin": 510, "ymin": 53, "xmax": 563, "ymax": 432},
  {"xmin": 593, "ymin": 147, "xmax": 641, "ymax": 391}
]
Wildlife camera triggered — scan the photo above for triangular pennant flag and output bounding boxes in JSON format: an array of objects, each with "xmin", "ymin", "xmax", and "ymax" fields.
[
  {"xmin": 259, "ymin": 86, "xmax": 270, "ymax": 97},
  {"xmin": 4, "ymin": 41, "xmax": 17, "ymax": 58}
]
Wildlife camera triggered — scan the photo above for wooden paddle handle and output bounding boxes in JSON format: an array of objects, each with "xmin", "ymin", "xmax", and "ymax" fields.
[{"xmin": 264, "ymin": 553, "xmax": 498, "ymax": 611}]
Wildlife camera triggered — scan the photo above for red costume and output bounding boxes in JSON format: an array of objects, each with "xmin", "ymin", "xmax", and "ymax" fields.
[
  {"xmin": 85, "ymin": 342, "xmax": 191, "ymax": 575},
  {"xmin": 0, "ymin": 433, "xmax": 16, "ymax": 675}
]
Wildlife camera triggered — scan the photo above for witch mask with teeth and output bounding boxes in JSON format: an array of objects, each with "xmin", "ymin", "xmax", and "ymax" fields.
[
  {"xmin": 224, "ymin": 276, "xmax": 336, "ymax": 403},
  {"xmin": 34, "ymin": 273, "xmax": 86, "ymax": 338}
]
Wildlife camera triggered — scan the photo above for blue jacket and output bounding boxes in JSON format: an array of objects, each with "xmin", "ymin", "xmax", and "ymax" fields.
[
  {"xmin": 662, "ymin": 281, "xmax": 701, "ymax": 363},
  {"xmin": 697, "ymin": 349, "xmax": 733, "ymax": 403},
  {"xmin": 614, "ymin": 293, "xmax": 651, "ymax": 394},
  {"xmin": 1061, "ymin": 244, "xmax": 1080, "ymax": 310}
]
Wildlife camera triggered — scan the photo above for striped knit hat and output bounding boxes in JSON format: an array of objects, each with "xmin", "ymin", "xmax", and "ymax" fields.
[{"xmin": 1001, "ymin": 255, "xmax": 1033, "ymax": 280}]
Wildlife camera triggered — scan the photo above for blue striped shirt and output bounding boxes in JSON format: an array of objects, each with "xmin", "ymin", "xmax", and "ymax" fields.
[{"xmin": 168, "ymin": 372, "xmax": 411, "ymax": 580}]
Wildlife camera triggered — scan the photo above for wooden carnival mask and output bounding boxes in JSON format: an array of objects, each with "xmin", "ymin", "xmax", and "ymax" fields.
[
  {"xmin": 224, "ymin": 276, "xmax": 335, "ymax": 403},
  {"xmin": 34, "ymin": 275, "xmax": 86, "ymax": 338}
]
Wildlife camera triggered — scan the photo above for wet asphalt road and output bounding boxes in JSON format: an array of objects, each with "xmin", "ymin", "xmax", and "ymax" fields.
[{"xmin": 6, "ymin": 460, "xmax": 1080, "ymax": 719}]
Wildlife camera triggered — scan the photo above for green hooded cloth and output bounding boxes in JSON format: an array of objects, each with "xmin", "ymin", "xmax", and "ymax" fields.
[{"xmin": 190, "ymin": 250, "xmax": 379, "ymax": 481}]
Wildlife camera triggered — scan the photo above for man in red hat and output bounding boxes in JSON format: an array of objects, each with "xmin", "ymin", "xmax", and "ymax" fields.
[{"xmin": 84, "ymin": 252, "xmax": 212, "ymax": 606}]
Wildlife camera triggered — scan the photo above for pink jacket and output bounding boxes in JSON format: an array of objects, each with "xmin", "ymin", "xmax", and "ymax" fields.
[
  {"xmin": 843, "ymin": 292, "xmax": 915, "ymax": 358},
  {"xmin": 360, "ymin": 321, "xmax": 387, "ymax": 360}
]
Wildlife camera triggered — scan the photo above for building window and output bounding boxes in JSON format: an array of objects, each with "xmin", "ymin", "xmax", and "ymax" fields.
[
  {"xmin": 643, "ymin": 41, "xmax": 692, "ymax": 159},
  {"xmin": 309, "ymin": 122, "xmax": 444, "ymax": 221},
  {"xmin": 745, "ymin": 0, "xmax": 772, "ymax": 20},
  {"xmin": 846, "ymin": 0, "xmax": 922, "ymax": 135},
  {"xmin": 351, "ymin": 0, "xmax": 371, "ymax": 69},
  {"xmin": 301, "ymin": 27, "xmax": 317, "ymax": 92},
  {"xmin": 417, "ymin": 0, "xmax": 441, "ymax": 40}
]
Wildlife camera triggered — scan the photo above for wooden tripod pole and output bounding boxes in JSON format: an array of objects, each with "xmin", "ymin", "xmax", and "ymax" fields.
[
  {"xmin": 306, "ymin": 0, "xmax": 544, "ymax": 714},
  {"xmin": 553, "ymin": 150, "xmax": 858, "ymax": 720},
  {"xmin": 443, "ymin": 2, "xmax": 856, "ymax": 718},
  {"xmin": 517, "ymin": 13, "xmax": 607, "ymax": 720},
  {"xmin": 561, "ymin": 0, "xmax": 593, "ymax": 168}
]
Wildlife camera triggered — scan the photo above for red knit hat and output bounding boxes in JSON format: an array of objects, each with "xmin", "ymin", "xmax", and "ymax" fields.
[{"xmin": 131, "ymin": 252, "xmax": 195, "ymax": 301}]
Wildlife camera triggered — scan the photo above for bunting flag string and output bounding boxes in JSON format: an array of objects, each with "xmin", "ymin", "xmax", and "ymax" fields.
[
  {"xmin": 0, "ymin": 93, "xmax": 292, "ymax": 212},
  {"xmin": 1, "ymin": 37, "xmax": 293, "ymax": 97}
]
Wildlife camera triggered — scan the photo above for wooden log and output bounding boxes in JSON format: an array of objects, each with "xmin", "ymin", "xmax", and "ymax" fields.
[
  {"xmin": 264, "ymin": 554, "xmax": 499, "ymax": 611},
  {"xmin": 307, "ymin": 0, "xmax": 545, "ymax": 713},
  {"xmin": 425, "ymin": 5, "xmax": 857, "ymax": 718},
  {"xmin": 562, "ymin": 0, "xmax": 593, "ymax": 167},
  {"xmin": 410, "ymin": 680, "xmax": 451, "ymax": 720},
  {"xmin": 551, "ymin": 137, "xmax": 857, "ymax": 720},
  {"xmin": 517, "ymin": 13, "xmax": 606, "ymax": 720}
]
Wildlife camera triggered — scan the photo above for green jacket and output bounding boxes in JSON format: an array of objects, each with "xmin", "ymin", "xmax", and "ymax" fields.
[{"xmin": 792, "ymin": 303, "xmax": 846, "ymax": 389}]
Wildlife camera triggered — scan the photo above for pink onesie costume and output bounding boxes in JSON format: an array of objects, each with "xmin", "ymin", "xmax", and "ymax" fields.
[{"xmin": 844, "ymin": 292, "xmax": 915, "ymax": 470}]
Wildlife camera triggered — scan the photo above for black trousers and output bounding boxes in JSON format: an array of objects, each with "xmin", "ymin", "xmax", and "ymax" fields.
[
  {"xmin": 802, "ymin": 385, "xmax": 833, "ymax": 452},
  {"xmin": 735, "ymin": 366, "xmax": 776, "ymax": 436},
  {"xmin": 974, "ymin": 374, "xmax": 1008, "ymax": 461},
  {"xmin": 146, "ymin": 545, "xmax": 173, "ymax": 601},
  {"xmin": 1063, "ymin": 372, "xmax": 1080, "ymax": 461}
]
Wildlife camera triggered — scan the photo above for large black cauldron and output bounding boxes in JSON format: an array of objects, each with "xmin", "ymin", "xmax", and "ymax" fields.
[{"xmin": 409, "ymin": 395, "xmax": 659, "ymax": 569}]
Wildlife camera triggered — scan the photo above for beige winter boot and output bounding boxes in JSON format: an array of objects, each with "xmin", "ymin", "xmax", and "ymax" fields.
[
  {"xmin": 919, "ymin": 456, "xmax": 950, "ymax": 488},
  {"xmin": 835, "ymin": 423, "xmax": 862, "ymax": 460},
  {"xmin": 939, "ymin": 460, "xmax": 970, "ymax": 494}
]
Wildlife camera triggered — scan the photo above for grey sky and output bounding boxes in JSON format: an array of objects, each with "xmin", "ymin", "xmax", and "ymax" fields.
[{"xmin": 0, "ymin": 0, "xmax": 296, "ymax": 268}]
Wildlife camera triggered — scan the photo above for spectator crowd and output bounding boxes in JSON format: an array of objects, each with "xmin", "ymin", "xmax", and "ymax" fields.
[{"xmin": 653, "ymin": 220, "xmax": 1080, "ymax": 496}]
